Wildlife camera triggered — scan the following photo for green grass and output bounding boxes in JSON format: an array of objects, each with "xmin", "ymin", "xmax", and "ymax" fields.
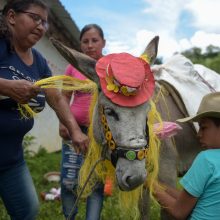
[{"xmin": 0, "ymin": 147, "xmax": 160, "ymax": 220}]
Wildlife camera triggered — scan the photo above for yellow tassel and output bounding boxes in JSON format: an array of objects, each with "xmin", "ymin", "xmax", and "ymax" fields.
[
  {"xmin": 145, "ymin": 100, "xmax": 162, "ymax": 204},
  {"xmin": 34, "ymin": 75, "xmax": 96, "ymax": 92},
  {"xmin": 17, "ymin": 104, "xmax": 37, "ymax": 119},
  {"xmin": 18, "ymin": 75, "xmax": 97, "ymax": 118}
]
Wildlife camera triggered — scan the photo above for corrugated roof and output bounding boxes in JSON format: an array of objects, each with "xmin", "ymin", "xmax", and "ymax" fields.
[{"xmin": 47, "ymin": 0, "xmax": 80, "ymax": 48}]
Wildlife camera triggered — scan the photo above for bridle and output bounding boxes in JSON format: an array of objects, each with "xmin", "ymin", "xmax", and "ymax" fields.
[{"xmin": 99, "ymin": 105, "xmax": 149, "ymax": 167}]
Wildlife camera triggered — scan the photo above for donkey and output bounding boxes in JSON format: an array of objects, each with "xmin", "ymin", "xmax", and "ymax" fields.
[
  {"xmin": 51, "ymin": 37, "xmax": 202, "ymax": 219},
  {"xmin": 51, "ymin": 36, "xmax": 162, "ymax": 218},
  {"xmin": 51, "ymin": 36, "xmax": 161, "ymax": 185}
]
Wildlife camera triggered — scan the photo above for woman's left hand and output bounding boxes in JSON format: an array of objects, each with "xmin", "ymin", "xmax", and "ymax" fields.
[
  {"xmin": 70, "ymin": 129, "xmax": 89, "ymax": 154},
  {"xmin": 45, "ymin": 88, "xmax": 90, "ymax": 154}
]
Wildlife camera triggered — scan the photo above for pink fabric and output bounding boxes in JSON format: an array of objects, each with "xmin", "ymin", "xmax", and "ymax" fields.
[
  {"xmin": 95, "ymin": 53, "xmax": 155, "ymax": 107},
  {"xmin": 65, "ymin": 64, "xmax": 92, "ymax": 126},
  {"xmin": 153, "ymin": 122, "xmax": 182, "ymax": 140}
]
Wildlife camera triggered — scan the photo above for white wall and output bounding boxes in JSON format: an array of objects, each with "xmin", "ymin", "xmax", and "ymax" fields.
[{"xmin": 28, "ymin": 36, "xmax": 68, "ymax": 152}]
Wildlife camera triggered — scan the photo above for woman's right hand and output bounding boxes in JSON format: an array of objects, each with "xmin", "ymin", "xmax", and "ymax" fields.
[
  {"xmin": 71, "ymin": 129, "xmax": 89, "ymax": 154},
  {"xmin": 59, "ymin": 123, "xmax": 89, "ymax": 154},
  {"xmin": 6, "ymin": 79, "xmax": 40, "ymax": 104},
  {"xmin": 59, "ymin": 123, "xmax": 71, "ymax": 140}
]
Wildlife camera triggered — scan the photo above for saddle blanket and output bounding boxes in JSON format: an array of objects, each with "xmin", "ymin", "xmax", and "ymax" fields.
[{"xmin": 152, "ymin": 54, "xmax": 220, "ymax": 130}]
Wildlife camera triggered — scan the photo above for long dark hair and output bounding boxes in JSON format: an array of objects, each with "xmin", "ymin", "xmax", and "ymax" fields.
[
  {"xmin": 0, "ymin": 0, "xmax": 48, "ymax": 38},
  {"xmin": 79, "ymin": 23, "xmax": 104, "ymax": 41}
]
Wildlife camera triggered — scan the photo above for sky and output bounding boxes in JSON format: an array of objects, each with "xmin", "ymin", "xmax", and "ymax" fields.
[{"xmin": 60, "ymin": 0, "xmax": 220, "ymax": 61}]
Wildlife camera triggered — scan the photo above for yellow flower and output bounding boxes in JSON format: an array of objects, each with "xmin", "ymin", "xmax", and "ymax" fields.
[
  {"xmin": 113, "ymin": 85, "xmax": 119, "ymax": 93},
  {"xmin": 106, "ymin": 76, "xmax": 119, "ymax": 93},
  {"xmin": 137, "ymin": 150, "xmax": 145, "ymax": 160},
  {"xmin": 101, "ymin": 115, "xmax": 106, "ymax": 123},
  {"xmin": 121, "ymin": 86, "xmax": 130, "ymax": 96},
  {"xmin": 106, "ymin": 131, "xmax": 112, "ymax": 141},
  {"xmin": 108, "ymin": 140, "xmax": 116, "ymax": 150},
  {"xmin": 107, "ymin": 83, "xmax": 116, "ymax": 91}
]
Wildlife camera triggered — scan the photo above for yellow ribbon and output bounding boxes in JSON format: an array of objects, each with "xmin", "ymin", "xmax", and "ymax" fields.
[
  {"xmin": 18, "ymin": 75, "xmax": 97, "ymax": 118},
  {"xmin": 140, "ymin": 54, "xmax": 150, "ymax": 63}
]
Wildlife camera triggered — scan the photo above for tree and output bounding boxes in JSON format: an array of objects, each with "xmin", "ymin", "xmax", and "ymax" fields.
[{"xmin": 182, "ymin": 45, "xmax": 220, "ymax": 74}]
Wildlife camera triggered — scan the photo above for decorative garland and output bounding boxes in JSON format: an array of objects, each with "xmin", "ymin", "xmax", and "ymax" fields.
[{"xmin": 18, "ymin": 75, "xmax": 96, "ymax": 118}]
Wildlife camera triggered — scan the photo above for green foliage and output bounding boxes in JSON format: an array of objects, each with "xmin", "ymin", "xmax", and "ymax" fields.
[
  {"xmin": 182, "ymin": 44, "xmax": 220, "ymax": 73},
  {"xmin": 0, "ymin": 146, "xmax": 160, "ymax": 219},
  {"xmin": 23, "ymin": 135, "xmax": 37, "ymax": 157}
]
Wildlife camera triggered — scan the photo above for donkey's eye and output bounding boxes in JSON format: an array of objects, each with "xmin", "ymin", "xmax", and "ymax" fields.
[{"xmin": 104, "ymin": 108, "xmax": 119, "ymax": 121}]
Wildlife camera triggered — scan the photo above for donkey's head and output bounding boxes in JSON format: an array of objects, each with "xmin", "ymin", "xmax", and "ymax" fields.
[{"xmin": 51, "ymin": 36, "xmax": 159, "ymax": 191}]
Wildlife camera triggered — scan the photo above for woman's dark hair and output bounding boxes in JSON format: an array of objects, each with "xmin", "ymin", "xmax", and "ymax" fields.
[
  {"xmin": 79, "ymin": 24, "xmax": 104, "ymax": 41},
  {"xmin": 2, "ymin": 0, "xmax": 48, "ymax": 15},
  {"xmin": 0, "ymin": 0, "xmax": 48, "ymax": 38},
  {"xmin": 0, "ymin": 11, "xmax": 9, "ymax": 38}
]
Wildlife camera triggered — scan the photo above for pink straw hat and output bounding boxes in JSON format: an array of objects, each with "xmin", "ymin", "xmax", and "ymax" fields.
[{"xmin": 95, "ymin": 52, "xmax": 155, "ymax": 107}]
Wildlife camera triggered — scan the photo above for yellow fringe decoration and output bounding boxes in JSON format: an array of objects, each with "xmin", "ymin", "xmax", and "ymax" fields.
[
  {"xmin": 17, "ymin": 104, "xmax": 37, "ymax": 119},
  {"xmin": 34, "ymin": 75, "xmax": 96, "ymax": 91},
  {"xmin": 78, "ymin": 93, "xmax": 162, "ymax": 219},
  {"xmin": 78, "ymin": 88, "xmax": 115, "ymax": 197},
  {"xmin": 18, "ymin": 75, "xmax": 97, "ymax": 118},
  {"xmin": 140, "ymin": 54, "xmax": 150, "ymax": 63},
  {"xmin": 145, "ymin": 100, "xmax": 162, "ymax": 201}
]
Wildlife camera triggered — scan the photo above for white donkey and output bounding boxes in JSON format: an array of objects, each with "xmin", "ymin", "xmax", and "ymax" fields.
[{"xmin": 51, "ymin": 36, "xmax": 162, "ymax": 219}]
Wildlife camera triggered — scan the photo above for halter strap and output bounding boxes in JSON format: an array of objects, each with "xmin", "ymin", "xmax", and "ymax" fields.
[{"xmin": 99, "ymin": 105, "xmax": 149, "ymax": 167}]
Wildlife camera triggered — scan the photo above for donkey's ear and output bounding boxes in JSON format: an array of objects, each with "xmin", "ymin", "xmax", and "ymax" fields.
[
  {"xmin": 50, "ymin": 38, "xmax": 101, "ymax": 87},
  {"xmin": 141, "ymin": 36, "xmax": 159, "ymax": 65}
]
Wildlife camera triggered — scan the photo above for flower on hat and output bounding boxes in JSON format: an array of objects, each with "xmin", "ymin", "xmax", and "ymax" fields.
[
  {"xmin": 105, "ymin": 75, "xmax": 137, "ymax": 96},
  {"xmin": 105, "ymin": 75, "xmax": 119, "ymax": 93},
  {"xmin": 120, "ymin": 85, "xmax": 136, "ymax": 96},
  {"xmin": 105, "ymin": 63, "xmax": 137, "ymax": 96},
  {"xmin": 96, "ymin": 52, "xmax": 155, "ymax": 107}
]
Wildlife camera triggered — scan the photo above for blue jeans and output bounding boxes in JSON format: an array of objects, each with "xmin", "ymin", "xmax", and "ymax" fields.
[
  {"xmin": 61, "ymin": 135, "xmax": 104, "ymax": 220},
  {"xmin": 0, "ymin": 161, "xmax": 39, "ymax": 220}
]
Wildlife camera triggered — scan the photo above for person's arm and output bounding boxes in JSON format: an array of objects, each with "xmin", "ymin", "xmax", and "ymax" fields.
[
  {"xmin": 0, "ymin": 78, "xmax": 40, "ymax": 103},
  {"xmin": 59, "ymin": 90, "xmax": 73, "ymax": 140},
  {"xmin": 153, "ymin": 183, "xmax": 197, "ymax": 220},
  {"xmin": 45, "ymin": 88, "xmax": 89, "ymax": 154},
  {"xmin": 59, "ymin": 64, "xmax": 77, "ymax": 140},
  {"xmin": 162, "ymin": 183, "xmax": 181, "ymax": 199}
]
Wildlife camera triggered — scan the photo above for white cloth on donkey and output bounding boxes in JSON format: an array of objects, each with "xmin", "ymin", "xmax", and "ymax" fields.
[
  {"xmin": 152, "ymin": 54, "xmax": 220, "ymax": 130},
  {"xmin": 194, "ymin": 64, "xmax": 220, "ymax": 91}
]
